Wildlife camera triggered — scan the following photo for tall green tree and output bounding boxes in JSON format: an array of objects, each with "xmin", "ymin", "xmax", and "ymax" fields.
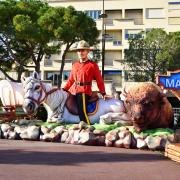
[
  {"xmin": 39, "ymin": 6, "xmax": 99, "ymax": 87},
  {"xmin": 0, "ymin": 0, "xmax": 57, "ymax": 81},
  {"xmin": 167, "ymin": 31, "xmax": 180, "ymax": 71},
  {"xmin": 124, "ymin": 29, "xmax": 180, "ymax": 82}
]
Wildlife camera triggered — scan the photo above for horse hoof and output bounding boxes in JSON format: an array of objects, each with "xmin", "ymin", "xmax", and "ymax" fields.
[
  {"xmin": 57, "ymin": 119, "xmax": 64, "ymax": 123},
  {"xmin": 51, "ymin": 117, "xmax": 64, "ymax": 123}
]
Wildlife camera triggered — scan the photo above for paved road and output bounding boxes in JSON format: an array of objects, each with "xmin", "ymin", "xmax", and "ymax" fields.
[{"xmin": 0, "ymin": 139, "xmax": 179, "ymax": 180}]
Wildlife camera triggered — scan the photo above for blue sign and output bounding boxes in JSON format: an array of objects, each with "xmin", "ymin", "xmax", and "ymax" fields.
[{"xmin": 158, "ymin": 70, "xmax": 180, "ymax": 90}]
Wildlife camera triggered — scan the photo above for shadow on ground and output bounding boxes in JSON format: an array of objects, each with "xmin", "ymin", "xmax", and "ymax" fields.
[{"xmin": 0, "ymin": 149, "xmax": 166, "ymax": 166}]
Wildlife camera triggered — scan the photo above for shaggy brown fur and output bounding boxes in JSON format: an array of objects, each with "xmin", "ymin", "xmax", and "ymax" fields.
[{"xmin": 122, "ymin": 82, "xmax": 173, "ymax": 132}]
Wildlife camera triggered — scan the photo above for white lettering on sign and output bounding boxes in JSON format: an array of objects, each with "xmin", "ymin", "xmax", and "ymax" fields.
[{"xmin": 166, "ymin": 79, "xmax": 180, "ymax": 88}]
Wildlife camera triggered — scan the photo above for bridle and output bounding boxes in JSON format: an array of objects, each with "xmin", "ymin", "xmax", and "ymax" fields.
[{"xmin": 24, "ymin": 80, "xmax": 60, "ymax": 105}]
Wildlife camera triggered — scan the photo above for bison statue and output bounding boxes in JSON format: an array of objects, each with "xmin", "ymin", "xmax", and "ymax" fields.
[{"xmin": 121, "ymin": 82, "xmax": 173, "ymax": 132}]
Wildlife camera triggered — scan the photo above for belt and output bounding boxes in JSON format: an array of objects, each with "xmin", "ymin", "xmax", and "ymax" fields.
[{"xmin": 76, "ymin": 81, "xmax": 92, "ymax": 86}]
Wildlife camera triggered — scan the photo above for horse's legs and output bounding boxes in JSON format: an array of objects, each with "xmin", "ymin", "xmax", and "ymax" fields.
[{"xmin": 99, "ymin": 112, "xmax": 132, "ymax": 125}]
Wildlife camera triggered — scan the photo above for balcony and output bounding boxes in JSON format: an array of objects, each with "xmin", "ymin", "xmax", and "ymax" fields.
[
  {"xmin": 113, "ymin": 59, "xmax": 124, "ymax": 68},
  {"xmin": 113, "ymin": 18, "xmax": 143, "ymax": 27},
  {"xmin": 43, "ymin": 58, "xmax": 73, "ymax": 69},
  {"xmin": 168, "ymin": 9, "xmax": 180, "ymax": 18},
  {"xmin": 144, "ymin": 17, "xmax": 167, "ymax": 27},
  {"xmin": 96, "ymin": 18, "xmax": 143, "ymax": 30}
]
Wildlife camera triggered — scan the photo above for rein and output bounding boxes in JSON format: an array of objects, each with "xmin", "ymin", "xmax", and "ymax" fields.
[{"xmin": 26, "ymin": 81, "xmax": 60, "ymax": 105}]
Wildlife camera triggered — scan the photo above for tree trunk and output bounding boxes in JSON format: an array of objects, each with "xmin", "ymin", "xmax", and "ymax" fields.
[
  {"xmin": 17, "ymin": 65, "xmax": 25, "ymax": 82},
  {"xmin": 58, "ymin": 49, "xmax": 67, "ymax": 88},
  {"xmin": 35, "ymin": 61, "xmax": 40, "ymax": 74},
  {"xmin": 151, "ymin": 73, "xmax": 155, "ymax": 83},
  {"xmin": 58, "ymin": 43, "xmax": 74, "ymax": 88}
]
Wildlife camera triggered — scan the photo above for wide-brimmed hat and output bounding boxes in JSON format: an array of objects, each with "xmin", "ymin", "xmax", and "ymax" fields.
[{"xmin": 76, "ymin": 40, "xmax": 90, "ymax": 50}]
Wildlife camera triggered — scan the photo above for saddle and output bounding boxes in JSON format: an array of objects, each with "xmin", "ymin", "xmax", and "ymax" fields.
[{"xmin": 65, "ymin": 92, "xmax": 99, "ymax": 115}]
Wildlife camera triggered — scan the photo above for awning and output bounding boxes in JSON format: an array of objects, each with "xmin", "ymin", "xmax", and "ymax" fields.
[{"xmin": 104, "ymin": 70, "xmax": 122, "ymax": 75}]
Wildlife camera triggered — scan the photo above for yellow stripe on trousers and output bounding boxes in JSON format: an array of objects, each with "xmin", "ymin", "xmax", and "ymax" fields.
[{"xmin": 82, "ymin": 93, "xmax": 91, "ymax": 125}]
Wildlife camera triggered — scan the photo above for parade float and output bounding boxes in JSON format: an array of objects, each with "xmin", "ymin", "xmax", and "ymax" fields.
[
  {"xmin": 0, "ymin": 80, "xmax": 26, "ymax": 121},
  {"xmin": 157, "ymin": 69, "xmax": 180, "ymax": 163},
  {"xmin": 0, "ymin": 71, "xmax": 179, "ymax": 155}
]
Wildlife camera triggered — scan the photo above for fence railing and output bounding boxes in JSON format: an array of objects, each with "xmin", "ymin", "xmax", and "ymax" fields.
[{"xmin": 173, "ymin": 107, "xmax": 180, "ymax": 124}]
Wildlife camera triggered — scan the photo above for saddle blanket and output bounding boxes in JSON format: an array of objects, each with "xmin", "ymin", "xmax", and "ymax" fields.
[{"xmin": 87, "ymin": 101, "xmax": 98, "ymax": 115}]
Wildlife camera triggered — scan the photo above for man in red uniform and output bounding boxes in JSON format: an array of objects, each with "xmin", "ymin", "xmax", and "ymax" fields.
[{"xmin": 63, "ymin": 40, "xmax": 107, "ymax": 125}]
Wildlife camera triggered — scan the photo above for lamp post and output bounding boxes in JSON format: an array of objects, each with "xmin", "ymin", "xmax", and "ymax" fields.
[{"xmin": 99, "ymin": 0, "xmax": 107, "ymax": 80}]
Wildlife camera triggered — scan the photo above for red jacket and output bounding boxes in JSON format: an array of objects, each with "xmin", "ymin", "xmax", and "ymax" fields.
[{"xmin": 63, "ymin": 60, "xmax": 106, "ymax": 96}]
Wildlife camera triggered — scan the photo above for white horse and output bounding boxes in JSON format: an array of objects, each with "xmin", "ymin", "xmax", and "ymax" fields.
[{"xmin": 21, "ymin": 72, "xmax": 131, "ymax": 125}]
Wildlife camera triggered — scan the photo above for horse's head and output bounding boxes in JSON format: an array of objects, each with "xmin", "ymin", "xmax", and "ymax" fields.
[{"xmin": 21, "ymin": 71, "xmax": 45, "ymax": 115}]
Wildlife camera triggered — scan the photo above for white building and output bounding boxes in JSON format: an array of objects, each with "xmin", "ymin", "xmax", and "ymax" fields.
[{"xmin": 4, "ymin": 0, "xmax": 180, "ymax": 93}]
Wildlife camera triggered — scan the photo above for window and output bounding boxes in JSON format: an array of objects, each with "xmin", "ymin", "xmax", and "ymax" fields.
[
  {"xmin": 125, "ymin": 34, "xmax": 142, "ymax": 39},
  {"xmin": 44, "ymin": 55, "xmax": 52, "ymax": 66},
  {"xmin": 105, "ymin": 31, "xmax": 122, "ymax": 41},
  {"xmin": 169, "ymin": 2, "xmax": 180, "ymax": 5},
  {"xmin": 63, "ymin": 71, "xmax": 70, "ymax": 81},
  {"xmin": 146, "ymin": 8, "xmax": 165, "ymax": 19},
  {"xmin": 45, "ymin": 72, "xmax": 60, "ymax": 86},
  {"xmin": 85, "ymin": 10, "xmax": 101, "ymax": 20},
  {"xmin": 104, "ymin": 72, "xmax": 122, "ymax": 86},
  {"xmin": 113, "ymin": 40, "xmax": 122, "ymax": 46},
  {"xmin": 168, "ymin": 2, "xmax": 180, "ymax": 10},
  {"xmin": 125, "ymin": 29, "xmax": 143, "ymax": 39}
]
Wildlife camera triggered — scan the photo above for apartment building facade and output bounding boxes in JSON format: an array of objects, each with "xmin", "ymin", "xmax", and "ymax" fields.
[{"xmin": 30, "ymin": 0, "xmax": 180, "ymax": 92}]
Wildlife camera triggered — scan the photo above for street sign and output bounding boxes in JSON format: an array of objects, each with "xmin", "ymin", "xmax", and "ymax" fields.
[{"xmin": 157, "ymin": 70, "xmax": 180, "ymax": 90}]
